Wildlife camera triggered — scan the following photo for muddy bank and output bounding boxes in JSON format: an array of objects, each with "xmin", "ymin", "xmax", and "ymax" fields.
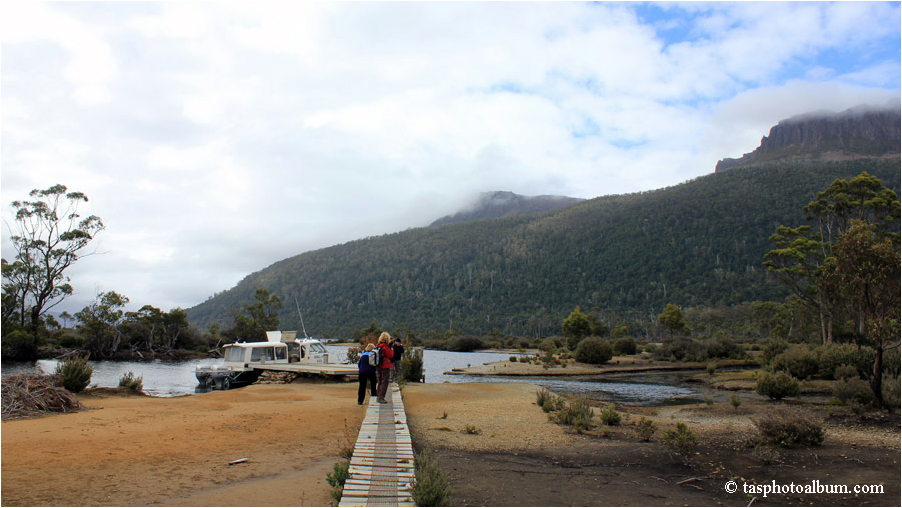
[{"xmin": 403, "ymin": 383, "xmax": 901, "ymax": 506}]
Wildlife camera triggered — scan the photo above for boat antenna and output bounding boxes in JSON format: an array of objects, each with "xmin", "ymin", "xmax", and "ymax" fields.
[{"xmin": 295, "ymin": 297, "xmax": 309, "ymax": 339}]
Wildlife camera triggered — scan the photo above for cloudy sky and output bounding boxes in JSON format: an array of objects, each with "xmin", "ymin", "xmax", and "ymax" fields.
[{"xmin": 2, "ymin": 1, "xmax": 900, "ymax": 316}]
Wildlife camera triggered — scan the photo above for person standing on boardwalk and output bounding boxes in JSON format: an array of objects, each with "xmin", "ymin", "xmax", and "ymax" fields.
[
  {"xmin": 357, "ymin": 343, "xmax": 377, "ymax": 405},
  {"xmin": 391, "ymin": 338, "xmax": 405, "ymax": 381},
  {"xmin": 375, "ymin": 332, "xmax": 394, "ymax": 403}
]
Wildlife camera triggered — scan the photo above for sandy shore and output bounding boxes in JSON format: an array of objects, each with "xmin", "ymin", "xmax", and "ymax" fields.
[
  {"xmin": 3, "ymin": 380, "xmax": 899, "ymax": 507},
  {"xmin": 1, "ymin": 383, "xmax": 365, "ymax": 506}
]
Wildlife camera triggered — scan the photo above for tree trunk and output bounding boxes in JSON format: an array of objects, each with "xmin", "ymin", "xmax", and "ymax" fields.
[{"xmin": 871, "ymin": 346, "xmax": 884, "ymax": 409}]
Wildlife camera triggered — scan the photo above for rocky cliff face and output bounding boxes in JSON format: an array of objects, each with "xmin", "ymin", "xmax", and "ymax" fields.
[{"xmin": 716, "ymin": 104, "xmax": 901, "ymax": 172}]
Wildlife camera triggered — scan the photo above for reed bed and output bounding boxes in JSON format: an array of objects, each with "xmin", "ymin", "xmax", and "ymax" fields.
[{"xmin": 1, "ymin": 373, "xmax": 82, "ymax": 420}]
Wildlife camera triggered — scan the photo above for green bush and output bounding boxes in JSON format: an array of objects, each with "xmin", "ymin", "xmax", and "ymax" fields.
[
  {"xmin": 401, "ymin": 351, "xmax": 424, "ymax": 382},
  {"xmin": 772, "ymin": 346, "xmax": 819, "ymax": 380},
  {"xmin": 761, "ymin": 338, "xmax": 788, "ymax": 365},
  {"xmin": 729, "ymin": 393, "xmax": 742, "ymax": 410},
  {"xmin": 598, "ymin": 403, "xmax": 621, "ymax": 425},
  {"xmin": 833, "ymin": 377, "xmax": 874, "ymax": 407},
  {"xmin": 574, "ymin": 337, "xmax": 612, "ymax": 365},
  {"xmin": 635, "ymin": 417, "xmax": 657, "ymax": 441},
  {"xmin": 706, "ymin": 361, "xmax": 717, "ymax": 376},
  {"xmin": 118, "ymin": 371, "xmax": 144, "ymax": 391},
  {"xmin": 326, "ymin": 461, "xmax": 349, "ymax": 502},
  {"xmin": 1, "ymin": 329, "xmax": 39, "ymax": 361},
  {"xmin": 54, "ymin": 355, "xmax": 93, "ymax": 393},
  {"xmin": 754, "ymin": 408, "xmax": 825, "ymax": 448},
  {"xmin": 833, "ymin": 364, "xmax": 859, "ymax": 381},
  {"xmin": 58, "ymin": 332, "xmax": 85, "ymax": 349},
  {"xmin": 410, "ymin": 450, "xmax": 451, "ymax": 507},
  {"xmin": 612, "ymin": 337, "xmax": 637, "ymax": 355},
  {"xmin": 755, "ymin": 371, "xmax": 800, "ymax": 400},
  {"xmin": 447, "ymin": 335, "xmax": 484, "ymax": 352},
  {"xmin": 661, "ymin": 422, "xmax": 698, "ymax": 462},
  {"xmin": 551, "ymin": 398, "xmax": 595, "ymax": 433},
  {"xmin": 817, "ymin": 343, "xmax": 875, "ymax": 380}
]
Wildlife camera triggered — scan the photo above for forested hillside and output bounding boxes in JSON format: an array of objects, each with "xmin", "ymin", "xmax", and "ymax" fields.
[{"xmin": 186, "ymin": 158, "xmax": 900, "ymax": 338}]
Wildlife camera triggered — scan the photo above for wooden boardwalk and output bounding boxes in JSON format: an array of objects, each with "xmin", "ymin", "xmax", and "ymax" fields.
[{"xmin": 339, "ymin": 383, "xmax": 415, "ymax": 507}]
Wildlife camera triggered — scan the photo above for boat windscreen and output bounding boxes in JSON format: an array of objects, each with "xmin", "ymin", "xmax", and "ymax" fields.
[{"xmin": 308, "ymin": 343, "xmax": 327, "ymax": 353}]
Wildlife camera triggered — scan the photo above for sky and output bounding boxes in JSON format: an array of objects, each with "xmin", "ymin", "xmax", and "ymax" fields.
[{"xmin": 1, "ymin": 1, "xmax": 900, "ymax": 317}]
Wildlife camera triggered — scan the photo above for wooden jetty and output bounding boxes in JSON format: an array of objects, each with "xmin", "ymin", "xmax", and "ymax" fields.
[{"xmin": 339, "ymin": 383, "xmax": 415, "ymax": 507}]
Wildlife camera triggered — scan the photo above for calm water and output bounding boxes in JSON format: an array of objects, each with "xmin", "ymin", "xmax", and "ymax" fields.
[{"xmin": 2, "ymin": 346, "xmax": 700, "ymax": 404}]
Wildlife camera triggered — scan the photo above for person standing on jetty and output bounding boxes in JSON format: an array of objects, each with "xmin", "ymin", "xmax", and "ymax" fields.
[
  {"xmin": 375, "ymin": 332, "xmax": 394, "ymax": 403},
  {"xmin": 391, "ymin": 337, "xmax": 405, "ymax": 381},
  {"xmin": 357, "ymin": 343, "xmax": 377, "ymax": 405}
]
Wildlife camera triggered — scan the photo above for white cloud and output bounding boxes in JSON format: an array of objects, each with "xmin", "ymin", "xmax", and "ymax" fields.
[{"xmin": 1, "ymin": 1, "xmax": 898, "ymax": 315}]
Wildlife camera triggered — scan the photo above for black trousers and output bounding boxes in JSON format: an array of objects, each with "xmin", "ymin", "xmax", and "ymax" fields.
[{"xmin": 358, "ymin": 371, "xmax": 377, "ymax": 404}]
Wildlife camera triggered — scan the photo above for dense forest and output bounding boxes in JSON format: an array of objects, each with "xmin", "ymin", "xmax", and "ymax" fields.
[{"xmin": 186, "ymin": 158, "xmax": 900, "ymax": 339}]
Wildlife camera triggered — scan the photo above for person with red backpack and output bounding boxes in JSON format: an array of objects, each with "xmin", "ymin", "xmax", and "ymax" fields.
[{"xmin": 374, "ymin": 332, "xmax": 394, "ymax": 403}]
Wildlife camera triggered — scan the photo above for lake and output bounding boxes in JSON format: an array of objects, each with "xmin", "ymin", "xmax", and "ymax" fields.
[{"xmin": 1, "ymin": 346, "xmax": 701, "ymax": 405}]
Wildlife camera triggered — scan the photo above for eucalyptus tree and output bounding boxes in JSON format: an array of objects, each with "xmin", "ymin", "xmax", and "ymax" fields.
[{"xmin": 3, "ymin": 184, "xmax": 104, "ymax": 332}]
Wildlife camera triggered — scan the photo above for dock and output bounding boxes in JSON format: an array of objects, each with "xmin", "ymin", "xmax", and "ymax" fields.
[
  {"xmin": 254, "ymin": 362, "xmax": 358, "ymax": 377},
  {"xmin": 339, "ymin": 383, "xmax": 415, "ymax": 507}
]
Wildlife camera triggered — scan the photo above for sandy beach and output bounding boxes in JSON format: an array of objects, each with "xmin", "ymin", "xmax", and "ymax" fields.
[{"xmin": 1, "ymin": 383, "xmax": 365, "ymax": 506}]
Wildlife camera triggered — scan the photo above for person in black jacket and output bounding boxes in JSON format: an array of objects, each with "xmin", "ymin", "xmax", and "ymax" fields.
[
  {"xmin": 357, "ymin": 343, "xmax": 377, "ymax": 405},
  {"xmin": 391, "ymin": 338, "xmax": 405, "ymax": 381}
]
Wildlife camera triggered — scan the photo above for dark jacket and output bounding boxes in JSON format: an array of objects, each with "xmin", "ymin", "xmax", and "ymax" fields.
[
  {"xmin": 358, "ymin": 352, "xmax": 376, "ymax": 374},
  {"xmin": 376, "ymin": 342, "xmax": 394, "ymax": 369},
  {"xmin": 391, "ymin": 342, "xmax": 405, "ymax": 361}
]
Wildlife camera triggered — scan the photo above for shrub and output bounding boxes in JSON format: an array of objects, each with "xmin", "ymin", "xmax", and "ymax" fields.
[
  {"xmin": 755, "ymin": 371, "xmax": 800, "ymax": 400},
  {"xmin": 574, "ymin": 337, "xmax": 612, "ymax": 365},
  {"xmin": 460, "ymin": 424, "xmax": 481, "ymax": 435},
  {"xmin": 883, "ymin": 375, "xmax": 900, "ymax": 410},
  {"xmin": 729, "ymin": 393, "xmax": 742, "ymax": 410},
  {"xmin": 541, "ymin": 393, "xmax": 565, "ymax": 413},
  {"xmin": 661, "ymin": 422, "xmax": 698, "ymax": 462},
  {"xmin": 612, "ymin": 337, "xmax": 637, "ymax": 355},
  {"xmin": 772, "ymin": 346, "xmax": 819, "ymax": 380},
  {"xmin": 1, "ymin": 330, "xmax": 39, "ymax": 361},
  {"xmin": 54, "ymin": 355, "xmax": 93, "ymax": 393},
  {"xmin": 346, "ymin": 346, "xmax": 361, "ymax": 364},
  {"xmin": 704, "ymin": 337, "xmax": 745, "ymax": 360},
  {"xmin": 754, "ymin": 408, "xmax": 825, "ymax": 448},
  {"xmin": 817, "ymin": 343, "xmax": 875, "ymax": 380},
  {"xmin": 833, "ymin": 377, "xmax": 874, "ymax": 407},
  {"xmin": 536, "ymin": 387, "xmax": 551, "ymax": 407},
  {"xmin": 400, "ymin": 351, "xmax": 424, "ymax": 382},
  {"xmin": 598, "ymin": 403, "xmax": 621, "ymax": 425},
  {"xmin": 834, "ymin": 364, "xmax": 859, "ymax": 381},
  {"xmin": 118, "ymin": 371, "xmax": 143, "ymax": 391},
  {"xmin": 761, "ymin": 338, "xmax": 788, "ymax": 365},
  {"xmin": 58, "ymin": 332, "xmax": 85, "ymax": 349},
  {"xmin": 326, "ymin": 461, "xmax": 350, "ymax": 502},
  {"xmin": 410, "ymin": 450, "xmax": 451, "ymax": 507},
  {"xmin": 635, "ymin": 417, "xmax": 657, "ymax": 441},
  {"xmin": 551, "ymin": 398, "xmax": 595, "ymax": 433},
  {"xmin": 447, "ymin": 335, "xmax": 484, "ymax": 352},
  {"xmin": 706, "ymin": 361, "xmax": 717, "ymax": 376},
  {"xmin": 509, "ymin": 356, "xmax": 518, "ymax": 363}
]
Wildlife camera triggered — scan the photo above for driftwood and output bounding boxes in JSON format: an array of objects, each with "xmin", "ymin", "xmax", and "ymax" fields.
[{"xmin": 1, "ymin": 373, "xmax": 82, "ymax": 420}]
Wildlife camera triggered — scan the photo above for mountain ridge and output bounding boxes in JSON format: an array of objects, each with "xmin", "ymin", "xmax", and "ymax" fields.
[
  {"xmin": 186, "ymin": 107, "xmax": 901, "ymax": 338},
  {"xmin": 429, "ymin": 191, "xmax": 584, "ymax": 227},
  {"xmin": 715, "ymin": 103, "xmax": 901, "ymax": 172}
]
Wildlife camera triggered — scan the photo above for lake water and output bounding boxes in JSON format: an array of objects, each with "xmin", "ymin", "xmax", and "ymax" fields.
[{"xmin": 1, "ymin": 346, "xmax": 700, "ymax": 404}]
